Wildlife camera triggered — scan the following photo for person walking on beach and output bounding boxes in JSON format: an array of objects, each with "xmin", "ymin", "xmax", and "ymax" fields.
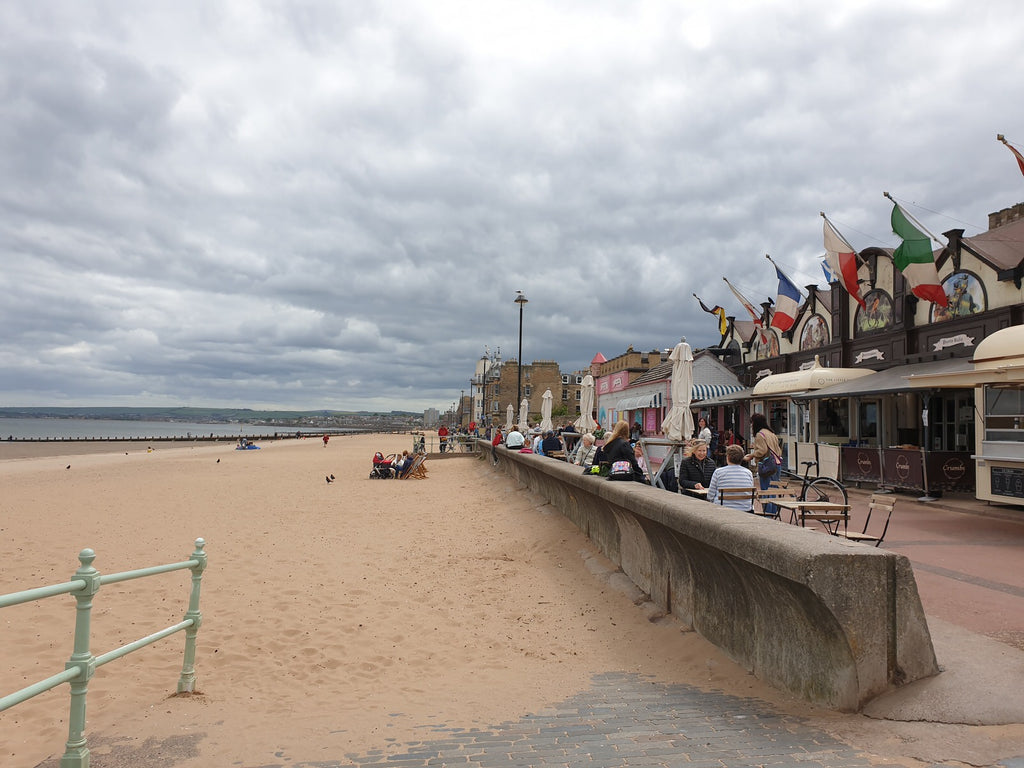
[{"xmin": 322, "ymin": 434, "xmax": 330, "ymax": 447}]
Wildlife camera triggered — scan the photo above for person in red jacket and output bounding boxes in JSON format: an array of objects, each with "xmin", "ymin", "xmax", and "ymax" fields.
[{"xmin": 437, "ymin": 424, "xmax": 449, "ymax": 453}]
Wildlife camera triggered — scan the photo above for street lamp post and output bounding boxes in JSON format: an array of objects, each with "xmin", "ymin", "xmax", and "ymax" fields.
[{"xmin": 514, "ymin": 291, "xmax": 528, "ymax": 413}]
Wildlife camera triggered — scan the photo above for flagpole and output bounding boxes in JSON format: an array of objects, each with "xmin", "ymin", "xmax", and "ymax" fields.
[
  {"xmin": 883, "ymin": 191, "xmax": 945, "ymax": 247},
  {"xmin": 765, "ymin": 254, "xmax": 804, "ymax": 298}
]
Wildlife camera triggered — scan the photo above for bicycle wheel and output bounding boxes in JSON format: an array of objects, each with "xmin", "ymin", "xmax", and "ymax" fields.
[{"xmin": 802, "ymin": 477, "xmax": 848, "ymax": 505}]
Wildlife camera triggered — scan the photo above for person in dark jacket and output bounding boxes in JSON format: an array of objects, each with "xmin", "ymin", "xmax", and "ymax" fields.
[
  {"xmin": 601, "ymin": 420, "xmax": 646, "ymax": 482},
  {"xmin": 679, "ymin": 439, "xmax": 717, "ymax": 495}
]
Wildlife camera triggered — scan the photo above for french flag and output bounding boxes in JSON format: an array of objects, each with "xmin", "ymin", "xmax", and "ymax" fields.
[{"xmin": 770, "ymin": 266, "xmax": 801, "ymax": 332}]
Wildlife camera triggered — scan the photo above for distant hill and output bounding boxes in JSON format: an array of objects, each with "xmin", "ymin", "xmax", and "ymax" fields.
[{"xmin": 0, "ymin": 407, "xmax": 420, "ymax": 423}]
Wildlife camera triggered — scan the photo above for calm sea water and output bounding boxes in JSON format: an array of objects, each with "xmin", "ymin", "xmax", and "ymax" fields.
[{"xmin": 0, "ymin": 417, "xmax": 323, "ymax": 440}]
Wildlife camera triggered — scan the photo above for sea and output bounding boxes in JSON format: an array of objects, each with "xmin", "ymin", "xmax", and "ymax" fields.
[{"xmin": 0, "ymin": 417, "xmax": 336, "ymax": 441}]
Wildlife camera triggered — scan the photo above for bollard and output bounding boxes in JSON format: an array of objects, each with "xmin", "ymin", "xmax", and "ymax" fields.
[
  {"xmin": 61, "ymin": 549, "xmax": 101, "ymax": 768},
  {"xmin": 177, "ymin": 538, "xmax": 207, "ymax": 693}
]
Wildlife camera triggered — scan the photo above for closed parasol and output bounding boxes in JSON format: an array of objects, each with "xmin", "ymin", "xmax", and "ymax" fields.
[
  {"xmin": 573, "ymin": 375, "xmax": 598, "ymax": 432},
  {"xmin": 661, "ymin": 338, "xmax": 694, "ymax": 441},
  {"xmin": 540, "ymin": 389, "xmax": 554, "ymax": 432}
]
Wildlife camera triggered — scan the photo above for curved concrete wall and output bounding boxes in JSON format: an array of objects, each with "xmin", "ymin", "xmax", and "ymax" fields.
[{"xmin": 486, "ymin": 443, "xmax": 938, "ymax": 711}]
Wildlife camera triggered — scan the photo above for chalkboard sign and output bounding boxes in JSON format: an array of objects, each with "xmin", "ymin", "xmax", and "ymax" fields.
[{"xmin": 990, "ymin": 466, "xmax": 1024, "ymax": 499}]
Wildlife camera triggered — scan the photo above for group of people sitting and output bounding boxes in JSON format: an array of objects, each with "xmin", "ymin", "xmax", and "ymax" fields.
[
  {"xmin": 494, "ymin": 413, "xmax": 783, "ymax": 515},
  {"xmin": 496, "ymin": 420, "xmax": 649, "ymax": 483}
]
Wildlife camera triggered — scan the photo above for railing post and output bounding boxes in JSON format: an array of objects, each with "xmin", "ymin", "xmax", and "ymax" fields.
[
  {"xmin": 61, "ymin": 549, "xmax": 101, "ymax": 768},
  {"xmin": 177, "ymin": 538, "xmax": 207, "ymax": 693}
]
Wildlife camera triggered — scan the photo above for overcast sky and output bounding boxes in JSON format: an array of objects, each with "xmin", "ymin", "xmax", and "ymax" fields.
[{"xmin": 3, "ymin": 1, "xmax": 1023, "ymax": 413}]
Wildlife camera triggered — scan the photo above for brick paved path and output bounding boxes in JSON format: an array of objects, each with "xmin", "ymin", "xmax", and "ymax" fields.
[{"xmin": 249, "ymin": 673, "xmax": 882, "ymax": 768}]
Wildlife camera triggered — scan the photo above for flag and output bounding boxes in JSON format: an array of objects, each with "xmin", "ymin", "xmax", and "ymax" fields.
[
  {"xmin": 693, "ymin": 294, "xmax": 728, "ymax": 336},
  {"xmin": 822, "ymin": 217, "xmax": 866, "ymax": 309},
  {"xmin": 770, "ymin": 265, "xmax": 801, "ymax": 332},
  {"xmin": 998, "ymin": 134, "xmax": 1024, "ymax": 177},
  {"xmin": 890, "ymin": 203, "xmax": 948, "ymax": 307},
  {"xmin": 820, "ymin": 257, "xmax": 837, "ymax": 284},
  {"xmin": 723, "ymin": 277, "xmax": 767, "ymax": 342}
]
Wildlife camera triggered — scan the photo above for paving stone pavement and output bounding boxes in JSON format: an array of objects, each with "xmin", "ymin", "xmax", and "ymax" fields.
[{"xmin": 243, "ymin": 671, "xmax": 1019, "ymax": 768}]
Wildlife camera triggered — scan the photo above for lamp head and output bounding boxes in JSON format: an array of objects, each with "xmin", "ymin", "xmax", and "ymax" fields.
[{"xmin": 514, "ymin": 290, "xmax": 529, "ymax": 306}]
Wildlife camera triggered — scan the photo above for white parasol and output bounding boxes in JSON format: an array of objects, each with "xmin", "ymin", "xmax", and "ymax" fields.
[
  {"xmin": 517, "ymin": 398, "xmax": 529, "ymax": 432},
  {"xmin": 573, "ymin": 374, "xmax": 598, "ymax": 432},
  {"xmin": 505, "ymin": 403, "xmax": 515, "ymax": 432},
  {"xmin": 661, "ymin": 338, "xmax": 694, "ymax": 441},
  {"xmin": 540, "ymin": 389, "xmax": 554, "ymax": 432}
]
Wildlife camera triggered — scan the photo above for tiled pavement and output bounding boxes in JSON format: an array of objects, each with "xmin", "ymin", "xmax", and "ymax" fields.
[{"xmin": 246, "ymin": 671, "xmax": 1013, "ymax": 768}]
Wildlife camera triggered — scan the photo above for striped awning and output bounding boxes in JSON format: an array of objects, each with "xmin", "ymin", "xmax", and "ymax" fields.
[
  {"xmin": 690, "ymin": 384, "xmax": 745, "ymax": 402},
  {"xmin": 615, "ymin": 392, "xmax": 663, "ymax": 411}
]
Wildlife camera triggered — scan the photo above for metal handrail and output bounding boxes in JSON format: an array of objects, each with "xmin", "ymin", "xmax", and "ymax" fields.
[{"xmin": 0, "ymin": 539, "xmax": 207, "ymax": 768}]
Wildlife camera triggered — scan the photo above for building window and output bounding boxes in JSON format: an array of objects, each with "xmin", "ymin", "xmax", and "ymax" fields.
[
  {"xmin": 524, "ymin": 386, "xmax": 531, "ymax": 397},
  {"xmin": 562, "ymin": 390, "xmax": 568, "ymax": 400},
  {"xmin": 576, "ymin": 375, "xmax": 584, "ymax": 384},
  {"xmin": 561, "ymin": 375, "xmax": 570, "ymax": 384},
  {"xmin": 575, "ymin": 391, "xmax": 581, "ymax": 400}
]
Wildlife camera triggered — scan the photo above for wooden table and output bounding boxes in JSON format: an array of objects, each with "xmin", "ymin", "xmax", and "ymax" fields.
[
  {"xmin": 775, "ymin": 500, "xmax": 850, "ymax": 535},
  {"xmin": 681, "ymin": 487, "xmax": 709, "ymax": 499}
]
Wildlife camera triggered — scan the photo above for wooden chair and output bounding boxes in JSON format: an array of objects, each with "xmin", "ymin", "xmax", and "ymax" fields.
[
  {"xmin": 398, "ymin": 453, "xmax": 428, "ymax": 480},
  {"xmin": 840, "ymin": 493, "xmax": 895, "ymax": 546},
  {"xmin": 758, "ymin": 480, "xmax": 798, "ymax": 521},
  {"xmin": 715, "ymin": 487, "xmax": 757, "ymax": 513}
]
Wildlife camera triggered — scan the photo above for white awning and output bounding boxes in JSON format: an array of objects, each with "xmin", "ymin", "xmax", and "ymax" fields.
[
  {"xmin": 691, "ymin": 384, "xmax": 745, "ymax": 401},
  {"xmin": 752, "ymin": 359, "xmax": 872, "ymax": 397},
  {"xmin": 804, "ymin": 357, "xmax": 974, "ymax": 399},
  {"xmin": 615, "ymin": 392, "xmax": 663, "ymax": 410}
]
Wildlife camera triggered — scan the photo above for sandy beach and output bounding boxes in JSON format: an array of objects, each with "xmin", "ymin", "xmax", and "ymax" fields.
[{"xmin": 2, "ymin": 433, "xmax": 1022, "ymax": 767}]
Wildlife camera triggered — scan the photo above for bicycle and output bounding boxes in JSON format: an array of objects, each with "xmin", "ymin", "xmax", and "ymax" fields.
[
  {"xmin": 780, "ymin": 460, "xmax": 848, "ymax": 505},
  {"xmin": 763, "ymin": 460, "xmax": 848, "ymax": 525}
]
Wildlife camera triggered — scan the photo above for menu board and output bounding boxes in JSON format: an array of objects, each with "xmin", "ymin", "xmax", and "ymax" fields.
[{"xmin": 990, "ymin": 466, "xmax": 1024, "ymax": 499}]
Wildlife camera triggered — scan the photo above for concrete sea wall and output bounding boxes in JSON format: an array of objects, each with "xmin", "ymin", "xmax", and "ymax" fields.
[{"xmin": 486, "ymin": 443, "xmax": 939, "ymax": 711}]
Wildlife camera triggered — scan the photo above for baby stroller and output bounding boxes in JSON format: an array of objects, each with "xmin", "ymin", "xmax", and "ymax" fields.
[{"xmin": 369, "ymin": 451, "xmax": 397, "ymax": 479}]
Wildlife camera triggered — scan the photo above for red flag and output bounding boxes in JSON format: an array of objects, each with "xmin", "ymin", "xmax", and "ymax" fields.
[
  {"xmin": 822, "ymin": 217, "xmax": 866, "ymax": 309},
  {"xmin": 999, "ymin": 134, "xmax": 1024, "ymax": 177},
  {"xmin": 723, "ymin": 277, "xmax": 767, "ymax": 343}
]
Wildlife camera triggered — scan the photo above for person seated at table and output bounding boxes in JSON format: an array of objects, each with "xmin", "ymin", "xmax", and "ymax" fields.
[
  {"xmin": 505, "ymin": 427, "xmax": 525, "ymax": 450},
  {"xmin": 540, "ymin": 430, "xmax": 562, "ymax": 457},
  {"xmin": 633, "ymin": 442, "xmax": 648, "ymax": 475},
  {"xmin": 707, "ymin": 445, "xmax": 755, "ymax": 511},
  {"xmin": 601, "ymin": 420, "xmax": 647, "ymax": 483},
  {"xmin": 679, "ymin": 439, "xmax": 716, "ymax": 494},
  {"xmin": 572, "ymin": 433, "xmax": 597, "ymax": 468}
]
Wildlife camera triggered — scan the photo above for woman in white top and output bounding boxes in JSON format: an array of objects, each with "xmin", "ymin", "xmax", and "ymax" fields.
[
  {"xmin": 697, "ymin": 417, "xmax": 712, "ymax": 444},
  {"xmin": 573, "ymin": 433, "xmax": 597, "ymax": 468}
]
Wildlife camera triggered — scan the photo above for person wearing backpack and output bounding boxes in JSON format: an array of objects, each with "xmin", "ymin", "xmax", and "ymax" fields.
[{"xmin": 746, "ymin": 413, "xmax": 782, "ymax": 517}]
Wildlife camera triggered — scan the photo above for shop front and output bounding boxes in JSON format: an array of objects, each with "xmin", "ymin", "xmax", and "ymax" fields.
[
  {"xmin": 750, "ymin": 358, "xmax": 874, "ymax": 475},
  {"xmin": 906, "ymin": 325, "xmax": 1024, "ymax": 507},
  {"xmin": 802, "ymin": 357, "xmax": 975, "ymax": 494}
]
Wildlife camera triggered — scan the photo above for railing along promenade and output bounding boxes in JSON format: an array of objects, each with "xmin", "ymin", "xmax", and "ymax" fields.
[
  {"xmin": 0, "ymin": 539, "xmax": 208, "ymax": 768},
  {"xmin": 484, "ymin": 440, "xmax": 939, "ymax": 712}
]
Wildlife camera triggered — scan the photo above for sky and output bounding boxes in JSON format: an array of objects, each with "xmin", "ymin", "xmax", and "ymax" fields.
[{"xmin": 3, "ymin": 1, "xmax": 1024, "ymax": 413}]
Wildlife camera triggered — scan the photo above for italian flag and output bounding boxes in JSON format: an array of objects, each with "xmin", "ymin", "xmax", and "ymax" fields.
[{"xmin": 890, "ymin": 203, "xmax": 947, "ymax": 307}]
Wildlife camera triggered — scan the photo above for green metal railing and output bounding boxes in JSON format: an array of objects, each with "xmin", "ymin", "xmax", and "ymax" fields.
[{"xmin": 0, "ymin": 538, "xmax": 208, "ymax": 768}]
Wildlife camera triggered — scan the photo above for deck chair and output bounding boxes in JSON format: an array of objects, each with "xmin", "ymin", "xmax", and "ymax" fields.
[
  {"xmin": 840, "ymin": 493, "xmax": 895, "ymax": 546},
  {"xmin": 715, "ymin": 487, "xmax": 757, "ymax": 513},
  {"xmin": 758, "ymin": 480, "xmax": 798, "ymax": 521},
  {"xmin": 398, "ymin": 453, "xmax": 427, "ymax": 480}
]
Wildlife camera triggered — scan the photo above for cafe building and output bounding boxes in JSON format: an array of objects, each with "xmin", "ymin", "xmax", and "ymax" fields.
[
  {"xmin": 720, "ymin": 203, "xmax": 1024, "ymax": 502},
  {"xmin": 905, "ymin": 324, "xmax": 1024, "ymax": 505}
]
